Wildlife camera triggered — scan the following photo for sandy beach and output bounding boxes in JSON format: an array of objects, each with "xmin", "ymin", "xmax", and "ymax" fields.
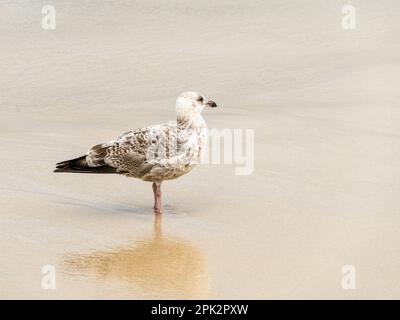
[{"xmin": 1, "ymin": 0, "xmax": 400, "ymax": 299}]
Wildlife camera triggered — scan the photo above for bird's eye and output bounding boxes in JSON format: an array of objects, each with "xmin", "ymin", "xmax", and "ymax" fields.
[{"xmin": 197, "ymin": 96, "xmax": 204, "ymax": 102}]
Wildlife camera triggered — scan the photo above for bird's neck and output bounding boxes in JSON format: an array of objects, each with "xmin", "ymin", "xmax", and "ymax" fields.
[{"xmin": 177, "ymin": 113, "xmax": 206, "ymax": 130}]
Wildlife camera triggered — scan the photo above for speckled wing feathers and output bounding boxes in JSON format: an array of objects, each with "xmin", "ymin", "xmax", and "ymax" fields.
[
  {"xmin": 86, "ymin": 121, "xmax": 179, "ymax": 179},
  {"xmin": 85, "ymin": 115, "xmax": 207, "ymax": 182}
]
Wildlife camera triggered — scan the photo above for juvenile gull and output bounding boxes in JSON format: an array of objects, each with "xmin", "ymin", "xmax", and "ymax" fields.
[{"xmin": 54, "ymin": 92, "xmax": 217, "ymax": 213}]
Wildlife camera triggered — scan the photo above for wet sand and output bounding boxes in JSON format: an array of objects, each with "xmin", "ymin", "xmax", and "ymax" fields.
[{"xmin": 1, "ymin": 0, "xmax": 400, "ymax": 299}]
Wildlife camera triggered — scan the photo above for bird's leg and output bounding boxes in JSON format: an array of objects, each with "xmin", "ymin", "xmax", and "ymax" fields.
[
  {"xmin": 152, "ymin": 182, "xmax": 162, "ymax": 214},
  {"xmin": 152, "ymin": 182, "xmax": 157, "ymax": 208}
]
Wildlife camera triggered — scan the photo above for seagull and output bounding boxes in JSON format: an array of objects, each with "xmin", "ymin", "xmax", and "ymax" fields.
[{"xmin": 54, "ymin": 92, "xmax": 217, "ymax": 214}]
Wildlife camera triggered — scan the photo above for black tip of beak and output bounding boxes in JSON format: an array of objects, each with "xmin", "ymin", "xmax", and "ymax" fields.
[{"xmin": 207, "ymin": 100, "xmax": 217, "ymax": 108}]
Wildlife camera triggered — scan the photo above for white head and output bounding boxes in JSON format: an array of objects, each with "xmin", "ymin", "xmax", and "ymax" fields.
[{"xmin": 176, "ymin": 91, "xmax": 217, "ymax": 121}]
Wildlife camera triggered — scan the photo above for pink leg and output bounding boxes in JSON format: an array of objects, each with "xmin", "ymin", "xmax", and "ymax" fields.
[
  {"xmin": 152, "ymin": 182, "xmax": 157, "ymax": 208},
  {"xmin": 152, "ymin": 182, "xmax": 162, "ymax": 214}
]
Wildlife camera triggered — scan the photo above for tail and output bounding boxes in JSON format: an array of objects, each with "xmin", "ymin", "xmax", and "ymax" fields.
[{"xmin": 54, "ymin": 155, "xmax": 117, "ymax": 174}]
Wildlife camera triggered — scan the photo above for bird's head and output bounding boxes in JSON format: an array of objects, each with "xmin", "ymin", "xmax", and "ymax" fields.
[{"xmin": 176, "ymin": 92, "xmax": 217, "ymax": 121}]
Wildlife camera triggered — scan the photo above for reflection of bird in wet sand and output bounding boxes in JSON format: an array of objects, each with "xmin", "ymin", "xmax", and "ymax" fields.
[
  {"xmin": 64, "ymin": 214, "xmax": 208, "ymax": 299},
  {"xmin": 54, "ymin": 92, "xmax": 218, "ymax": 213}
]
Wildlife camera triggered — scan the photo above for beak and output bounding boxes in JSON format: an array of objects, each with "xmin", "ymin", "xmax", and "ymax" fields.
[{"xmin": 206, "ymin": 100, "xmax": 217, "ymax": 108}]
